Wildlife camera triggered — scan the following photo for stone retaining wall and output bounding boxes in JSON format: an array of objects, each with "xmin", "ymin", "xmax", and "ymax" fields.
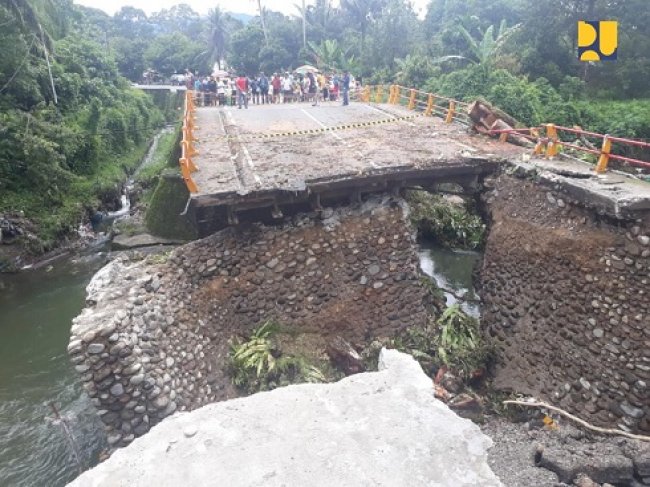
[
  {"xmin": 69, "ymin": 199, "xmax": 431, "ymax": 449},
  {"xmin": 480, "ymin": 174, "xmax": 649, "ymax": 433}
]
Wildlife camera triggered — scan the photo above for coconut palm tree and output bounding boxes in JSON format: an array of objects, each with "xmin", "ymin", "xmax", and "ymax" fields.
[
  {"xmin": 207, "ymin": 7, "xmax": 227, "ymax": 69},
  {"xmin": 292, "ymin": 1, "xmax": 307, "ymax": 50},
  {"xmin": 340, "ymin": 0, "xmax": 383, "ymax": 50},
  {"xmin": 252, "ymin": 0, "xmax": 269, "ymax": 46},
  {"xmin": 300, "ymin": 0, "xmax": 306, "ymax": 49}
]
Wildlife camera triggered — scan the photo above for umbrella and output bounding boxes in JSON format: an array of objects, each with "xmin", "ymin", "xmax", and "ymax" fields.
[
  {"xmin": 212, "ymin": 69, "xmax": 230, "ymax": 77},
  {"xmin": 294, "ymin": 64, "xmax": 319, "ymax": 75}
]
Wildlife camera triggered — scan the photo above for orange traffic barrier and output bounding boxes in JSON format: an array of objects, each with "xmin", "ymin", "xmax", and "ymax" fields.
[
  {"xmin": 178, "ymin": 90, "xmax": 199, "ymax": 193},
  {"xmin": 360, "ymin": 84, "xmax": 470, "ymax": 125}
]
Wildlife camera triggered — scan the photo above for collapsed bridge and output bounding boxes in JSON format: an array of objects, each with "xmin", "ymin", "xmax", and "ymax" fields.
[{"xmin": 179, "ymin": 95, "xmax": 523, "ymax": 236}]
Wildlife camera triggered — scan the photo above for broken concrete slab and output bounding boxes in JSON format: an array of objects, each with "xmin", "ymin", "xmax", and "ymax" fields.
[
  {"xmin": 508, "ymin": 156, "xmax": 650, "ymax": 219},
  {"xmin": 67, "ymin": 349, "xmax": 502, "ymax": 487},
  {"xmin": 111, "ymin": 233, "xmax": 185, "ymax": 250}
]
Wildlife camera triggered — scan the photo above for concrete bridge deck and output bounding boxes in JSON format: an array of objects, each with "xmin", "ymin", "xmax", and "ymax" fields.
[
  {"xmin": 186, "ymin": 101, "xmax": 650, "ymax": 236},
  {"xmin": 188, "ymin": 102, "xmax": 524, "ymax": 234},
  {"xmin": 192, "ymin": 102, "xmax": 524, "ymax": 195}
]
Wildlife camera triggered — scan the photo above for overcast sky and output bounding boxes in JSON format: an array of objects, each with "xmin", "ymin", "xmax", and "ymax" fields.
[{"xmin": 73, "ymin": 0, "xmax": 428, "ymax": 19}]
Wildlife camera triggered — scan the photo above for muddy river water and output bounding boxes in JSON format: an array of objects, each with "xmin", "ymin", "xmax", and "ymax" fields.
[{"xmin": 0, "ymin": 241, "xmax": 479, "ymax": 486}]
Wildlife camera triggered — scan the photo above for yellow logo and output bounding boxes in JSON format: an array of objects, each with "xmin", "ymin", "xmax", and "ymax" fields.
[{"xmin": 578, "ymin": 21, "xmax": 617, "ymax": 61}]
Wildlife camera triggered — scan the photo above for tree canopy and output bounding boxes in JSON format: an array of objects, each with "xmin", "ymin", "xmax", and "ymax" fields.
[{"xmin": 0, "ymin": 0, "xmax": 648, "ymax": 248}]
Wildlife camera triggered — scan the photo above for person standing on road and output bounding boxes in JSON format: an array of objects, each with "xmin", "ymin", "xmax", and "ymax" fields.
[
  {"xmin": 318, "ymin": 72, "xmax": 328, "ymax": 103},
  {"xmin": 250, "ymin": 77, "xmax": 259, "ymax": 105},
  {"xmin": 208, "ymin": 77, "xmax": 217, "ymax": 106},
  {"xmin": 236, "ymin": 74, "xmax": 249, "ymax": 109},
  {"xmin": 259, "ymin": 72, "xmax": 269, "ymax": 104},
  {"xmin": 307, "ymin": 71, "xmax": 318, "ymax": 106},
  {"xmin": 341, "ymin": 70, "xmax": 351, "ymax": 106},
  {"xmin": 271, "ymin": 73, "xmax": 281, "ymax": 103},
  {"xmin": 193, "ymin": 77, "xmax": 202, "ymax": 106},
  {"xmin": 217, "ymin": 78, "xmax": 226, "ymax": 106},
  {"xmin": 282, "ymin": 74, "xmax": 292, "ymax": 103}
]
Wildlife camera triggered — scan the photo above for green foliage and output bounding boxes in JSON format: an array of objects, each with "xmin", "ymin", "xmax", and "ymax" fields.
[
  {"xmin": 394, "ymin": 54, "xmax": 440, "ymax": 88},
  {"xmin": 145, "ymin": 169, "xmax": 197, "ymax": 241},
  {"xmin": 2, "ymin": 0, "xmax": 649, "ymax": 251},
  {"xmin": 406, "ymin": 190, "xmax": 485, "ymax": 250},
  {"xmin": 435, "ymin": 305, "xmax": 491, "ymax": 378},
  {"xmin": 231, "ymin": 321, "xmax": 279, "ymax": 381},
  {"xmin": 391, "ymin": 305, "xmax": 492, "ymax": 379},
  {"xmin": 229, "ymin": 321, "xmax": 328, "ymax": 394},
  {"xmin": 391, "ymin": 320, "xmax": 439, "ymax": 371},
  {"xmin": 436, "ymin": 20, "xmax": 520, "ymax": 68},
  {"xmin": 144, "ymin": 32, "xmax": 206, "ymax": 76},
  {"xmin": 0, "ymin": 2, "xmax": 167, "ymax": 249},
  {"xmin": 228, "ymin": 25, "xmax": 264, "ymax": 74},
  {"xmin": 308, "ymin": 39, "xmax": 356, "ymax": 72}
]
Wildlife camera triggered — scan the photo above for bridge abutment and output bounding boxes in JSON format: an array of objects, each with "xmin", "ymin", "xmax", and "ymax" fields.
[
  {"xmin": 480, "ymin": 173, "xmax": 649, "ymax": 433},
  {"xmin": 69, "ymin": 198, "xmax": 432, "ymax": 449}
]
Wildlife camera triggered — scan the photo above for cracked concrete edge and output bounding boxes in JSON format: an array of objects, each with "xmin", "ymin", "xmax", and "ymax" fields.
[
  {"xmin": 505, "ymin": 158, "xmax": 650, "ymax": 220},
  {"xmin": 67, "ymin": 349, "xmax": 502, "ymax": 487}
]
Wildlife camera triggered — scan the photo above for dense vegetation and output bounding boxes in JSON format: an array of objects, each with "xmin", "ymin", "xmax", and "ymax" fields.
[
  {"xmin": 1, "ymin": 0, "xmax": 648, "ymax": 254},
  {"xmin": 96, "ymin": 0, "xmax": 648, "ymax": 139},
  {"xmin": 0, "ymin": 0, "xmax": 168, "ymax": 250}
]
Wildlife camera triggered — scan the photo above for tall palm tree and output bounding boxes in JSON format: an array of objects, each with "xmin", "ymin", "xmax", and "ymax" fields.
[
  {"xmin": 301, "ymin": 0, "xmax": 306, "ymax": 49},
  {"xmin": 340, "ymin": 0, "xmax": 381, "ymax": 50},
  {"xmin": 207, "ymin": 7, "xmax": 227, "ymax": 69},
  {"xmin": 252, "ymin": 0, "xmax": 269, "ymax": 46},
  {"xmin": 294, "ymin": 0, "xmax": 307, "ymax": 49}
]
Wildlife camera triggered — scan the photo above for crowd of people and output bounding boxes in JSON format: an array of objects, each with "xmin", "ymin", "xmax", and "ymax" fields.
[{"xmin": 186, "ymin": 71, "xmax": 358, "ymax": 109}]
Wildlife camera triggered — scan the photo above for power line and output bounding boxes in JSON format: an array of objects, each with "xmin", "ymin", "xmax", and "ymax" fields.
[{"xmin": 0, "ymin": 37, "xmax": 37, "ymax": 94}]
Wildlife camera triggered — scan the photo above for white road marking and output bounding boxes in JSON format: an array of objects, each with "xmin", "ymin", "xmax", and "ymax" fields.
[
  {"xmin": 300, "ymin": 108, "xmax": 343, "ymax": 140},
  {"xmin": 226, "ymin": 110, "xmax": 261, "ymax": 185},
  {"xmin": 363, "ymin": 103, "xmax": 416, "ymax": 126},
  {"xmin": 300, "ymin": 108, "xmax": 378, "ymax": 169},
  {"xmin": 215, "ymin": 109, "xmax": 245, "ymax": 192}
]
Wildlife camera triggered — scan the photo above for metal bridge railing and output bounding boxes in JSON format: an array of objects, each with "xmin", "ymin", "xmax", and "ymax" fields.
[
  {"xmin": 357, "ymin": 84, "xmax": 471, "ymax": 126},
  {"xmin": 489, "ymin": 124, "xmax": 650, "ymax": 173},
  {"xmin": 357, "ymin": 84, "xmax": 648, "ymax": 174},
  {"xmin": 179, "ymin": 90, "xmax": 199, "ymax": 193}
]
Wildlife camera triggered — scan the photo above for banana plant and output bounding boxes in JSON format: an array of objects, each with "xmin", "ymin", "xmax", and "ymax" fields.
[
  {"xmin": 308, "ymin": 39, "xmax": 358, "ymax": 71},
  {"xmin": 435, "ymin": 19, "xmax": 521, "ymax": 68}
]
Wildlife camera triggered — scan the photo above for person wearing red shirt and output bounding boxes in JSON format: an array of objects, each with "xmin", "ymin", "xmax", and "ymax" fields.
[
  {"xmin": 236, "ymin": 74, "xmax": 249, "ymax": 109},
  {"xmin": 271, "ymin": 74, "xmax": 281, "ymax": 104}
]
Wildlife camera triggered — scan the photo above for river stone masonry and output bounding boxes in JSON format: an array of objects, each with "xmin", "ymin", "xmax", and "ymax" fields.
[
  {"xmin": 480, "ymin": 173, "xmax": 649, "ymax": 434},
  {"xmin": 69, "ymin": 198, "xmax": 431, "ymax": 449}
]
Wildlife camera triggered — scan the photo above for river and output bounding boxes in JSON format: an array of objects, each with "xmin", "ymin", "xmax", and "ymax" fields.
[
  {"xmin": 0, "ymin": 254, "xmax": 109, "ymax": 487},
  {"xmin": 419, "ymin": 241, "xmax": 481, "ymax": 317},
  {"xmin": 0, "ymin": 126, "xmax": 176, "ymax": 487},
  {"xmin": 0, "ymin": 232, "xmax": 480, "ymax": 486}
]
